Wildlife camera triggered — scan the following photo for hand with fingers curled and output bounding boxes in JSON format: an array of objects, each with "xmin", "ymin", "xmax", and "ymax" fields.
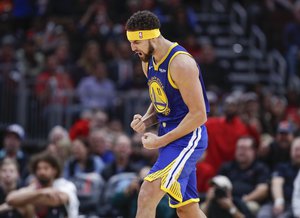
[
  {"xmin": 142, "ymin": 132, "xmax": 162, "ymax": 149},
  {"xmin": 130, "ymin": 114, "xmax": 146, "ymax": 133}
]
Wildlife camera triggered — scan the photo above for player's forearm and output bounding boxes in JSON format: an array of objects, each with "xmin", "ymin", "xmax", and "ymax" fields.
[
  {"xmin": 6, "ymin": 189, "xmax": 41, "ymax": 207},
  {"xmin": 159, "ymin": 111, "xmax": 206, "ymax": 147}
]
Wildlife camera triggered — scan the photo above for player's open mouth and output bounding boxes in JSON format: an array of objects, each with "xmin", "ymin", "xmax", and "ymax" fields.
[{"xmin": 136, "ymin": 52, "xmax": 143, "ymax": 56}]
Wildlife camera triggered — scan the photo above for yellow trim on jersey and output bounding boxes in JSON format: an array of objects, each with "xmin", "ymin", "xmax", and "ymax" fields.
[
  {"xmin": 126, "ymin": 29, "xmax": 160, "ymax": 41},
  {"xmin": 169, "ymin": 198, "xmax": 200, "ymax": 208},
  {"xmin": 153, "ymin": 43, "xmax": 178, "ymax": 71},
  {"xmin": 168, "ymin": 51, "xmax": 192, "ymax": 89},
  {"xmin": 144, "ymin": 159, "xmax": 184, "ymax": 202}
]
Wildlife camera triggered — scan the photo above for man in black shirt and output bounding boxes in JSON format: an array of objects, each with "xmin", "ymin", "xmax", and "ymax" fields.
[{"xmin": 219, "ymin": 136, "xmax": 270, "ymax": 215}]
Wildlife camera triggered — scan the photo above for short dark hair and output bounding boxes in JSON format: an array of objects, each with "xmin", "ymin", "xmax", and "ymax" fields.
[
  {"xmin": 126, "ymin": 10, "xmax": 161, "ymax": 31},
  {"xmin": 30, "ymin": 152, "xmax": 61, "ymax": 178}
]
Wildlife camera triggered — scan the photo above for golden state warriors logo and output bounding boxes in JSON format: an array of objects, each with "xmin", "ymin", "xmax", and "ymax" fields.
[{"xmin": 148, "ymin": 78, "xmax": 170, "ymax": 115}]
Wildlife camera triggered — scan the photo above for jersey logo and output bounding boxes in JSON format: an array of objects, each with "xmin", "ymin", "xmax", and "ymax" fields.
[
  {"xmin": 148, "ymin": 77, "xmax": 170, "ymax": 115},
  {"xmin": 159, "ymin": 68, "xmax": 166, "ymax": 73}
]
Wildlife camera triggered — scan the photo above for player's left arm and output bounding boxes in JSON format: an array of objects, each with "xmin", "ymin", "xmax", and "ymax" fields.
[{"xmin": 142, "ymin": 54, "xmax": 207, "ymax": 149}]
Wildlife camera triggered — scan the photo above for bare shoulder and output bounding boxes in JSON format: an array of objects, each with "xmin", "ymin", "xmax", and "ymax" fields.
[{"xmin": 169, "ymin": 53, "xmax": 199, "ymax": 80}]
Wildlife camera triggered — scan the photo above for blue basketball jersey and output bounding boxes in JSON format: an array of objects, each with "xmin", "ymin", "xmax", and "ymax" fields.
[{"xmin": 147, "ymin": 43, "xmax": 210, "ymax": 123}]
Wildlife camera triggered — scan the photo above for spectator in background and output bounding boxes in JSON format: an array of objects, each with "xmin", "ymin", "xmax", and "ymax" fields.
[
  {"xmin": 257, "ymin": 137, "xmax": 300, "ymax": 218},
  {"xmin": 0, "ymin": 158, "xmax": 31, "ymax": 217},
  {"xmin": 48, "ymin": 125, "xmax": 70, "ymax": 145},
  {"xmin": 73, "ymin": 40, "xmax": 101, "ymax": 86},
  {"xmin": 261, "ymin": 95, "xmax": 288, "ymax": 135},
  {"xmin": 240, "ymin": 92, "xmax": 262, "ymax": 136},
  {"xmin": 0, "ymin": 35, "xmax": 18, "ymax": 124},
  {"xmin": 102, "ymin": 134, "xmax": 138, "ymax": 181},
  {"xmin": 203, "ymin": 95, "xmax": 253, "ymax": 175},
  {"xmin": 77, "ymin": 61, "xmax": 116, "ymax": 112},
  {"xmin": 78, "ymin": 0, "xmax": 114, "ymax": 41},
  {"xmin": 285, "ymin": 89, "xmax": 300, "ymax": 132},
  {"xmin": 201, "ymin": 175, "xmax": 253, "ymax": 218},
  {"xmin": 182, "ymin": 33, "xmax": 202, "ymax": 63},
  {"xmin": 46, "ymin": 125, "xmax": 71, "ymax": 165},
  {"xmin": 89, "ymin": 109, "xmax": 109, "ymax": 131},
  {"xmin": 219, "ymin": 136, "xmax": 270, "ymax": 216},
  {"xmin": 111, "ymin": 166, "xmax": 175, "ymax": 218},
  {"xmin": 196, "ymin": 151, "xmax": 216, "ymax": 194},
  {"xmin": 89, "ymin": 128, "xmax": 115, "ymax": 164},
  {"xmin": 130, "ymin": 60, "xmax": 147, "ymax": 90},
  {"xmin": 259, "ymin": 121, "xmax": 295, "ymax": 170},
  {"xmin": 15, "ymin": 38, "xmax": 45, "ymax": 83},
  {"xmin": 160, "ymin": 0, "xmax": 198, "ymax": 42},
  {"xmin": 206, "ymin": 91, "xmax": 220, "ymax": 117},
  {"xmin": 53, "ymin": 42, "xmax": 73, "ymax": 74},
  {"xmin": 63, "ymin": 138, "xmax": 105, "ymax": 179},
  {"xmin": 0, "ymin": 124, "xmax": 28, "ymax": 183},
  {"xmin": 68, "ymin": 109, "xmax": 94, "ymax": 141},
  {"xmin": 199, "ymin": 42, "xmax": 229, "ymax": 91},
  {"xmin": 38, "ymin": 21, "xmax": 69, "ymax": 53},
  {"xmin": 108, "ymin": 40, "xmax": 134, "ymax": 90},
  {"xmin": 6, "ymin": 152, "xmax": 79, "ymax": 218},
  {"xmin": 292, "ymin": 166, "xmax": 300, "ymax": 218},
  {"xmin": 35, "ymin": 54, "xmax": 74, "ymax": 129}
]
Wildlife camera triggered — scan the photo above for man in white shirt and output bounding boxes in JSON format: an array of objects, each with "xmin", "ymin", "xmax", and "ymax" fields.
[{"xmin": 6, "ymin": 152, "xmax": 79, "ymax": 218}]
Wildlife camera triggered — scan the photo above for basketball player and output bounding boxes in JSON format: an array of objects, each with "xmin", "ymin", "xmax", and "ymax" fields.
[{"xmin": 127, "ymin": 11, "xmax": 209, "ymax": 218}]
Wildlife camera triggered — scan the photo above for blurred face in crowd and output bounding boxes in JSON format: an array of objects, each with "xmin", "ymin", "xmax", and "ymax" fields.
[
  {"xmin": 0, "ymin": 162, "xmax": 19, "ymax": 186},
  {"xmin": 276, "ymin": 131, "xmax": 294, "ymax": 149},
  {"xmin": 89, "ymin": 130, "xmax": 107, "ymax": 155},
  {"xmin": 48, "ymin": 126, "xmax": 68, "ymax": 145},
  {"xmin": 270, "ymin": 96, "xmax": 286, "ymax": 117},
  {"xmin": 85, "ymin": 41, "xmax": 100, "ymax": 61},
  {"xmin": 46, "ymin": 55, "xmax": 58, "ymax": 72},
  {"xmin": 291, "ymin": 138, "xmax": 300, "ymax": 166},
  {"xmin": 4, "ymin": 133, "xmax": 21, "ymax": 155},
  {"xmin": 1, "ymin": 44, "xmax": 14, "ymax": 61},
  {"xmin": 71, "ymin": 139, "xmax": 88, "ymax": 162},
  {"xmin": 235, "ymin": 137, "xmax": 256, "ymax": 167},
  {"xmin": 35, "ymin": 161, "xmax": 57, "ymax": 186},
  {"xmin": 130, "ymin": 39, "xmax": 154, "ymax": 62},
  {"xmin": 90, "ymin": 111, "xmax": 108, "ymax": 129},
  {"xmin": 55, "ymin": 44, "xmax": 69, "ymax": 63},
  {"xmin": 94, "ymin": 62, "xmax": 107, "ymax": 80},
  {"xmin": 119, "ymin": 41, "xmax": 132, "ymax": 59},
  {"xmin": 200, "ymin": 44, "xmax": 216, "ymax": 64},
  {"xmin": 223, "ymin": 96, "xmax": 238, "ymax": 119},
  {"xmin": 114, "ymin": 135, "xmax": 132, "ymax": 160}
]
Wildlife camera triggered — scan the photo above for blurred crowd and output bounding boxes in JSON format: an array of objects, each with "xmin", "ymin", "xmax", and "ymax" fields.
[{"xmin": 0, "ymin": 0, "xmax": 300, "ymax": 218}]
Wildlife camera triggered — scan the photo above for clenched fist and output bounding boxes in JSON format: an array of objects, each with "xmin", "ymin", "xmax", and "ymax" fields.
[{"xmin": 142, "ymin": 132, "xmax": 160, "ymax": 149}]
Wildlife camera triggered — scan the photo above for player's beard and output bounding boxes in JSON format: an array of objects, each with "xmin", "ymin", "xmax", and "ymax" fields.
[{"xmin": 140, "ymin": 41, "xmax": 154, "ymax": 62}]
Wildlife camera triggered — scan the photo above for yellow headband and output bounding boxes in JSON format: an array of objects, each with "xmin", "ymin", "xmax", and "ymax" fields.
[{"xmin": 126, "ymin": 29, "xmax": 160, "ymax": 41}]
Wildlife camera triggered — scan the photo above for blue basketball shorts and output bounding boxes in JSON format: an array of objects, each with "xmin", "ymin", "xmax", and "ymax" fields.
[{"xmin": 144, "ymin": 122, "xmax": 208, "ymax": 208}]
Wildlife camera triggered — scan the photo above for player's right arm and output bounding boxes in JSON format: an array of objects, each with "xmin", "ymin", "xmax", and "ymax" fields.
[{"xmin": 131, "ymin": 62, "xmax": 157, "ymax": 133}]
